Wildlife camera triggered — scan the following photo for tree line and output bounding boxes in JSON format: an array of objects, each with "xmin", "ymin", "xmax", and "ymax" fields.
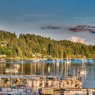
[{"xmin": 0, "ymin": 30, "xmax": 95, "ymax": 59}]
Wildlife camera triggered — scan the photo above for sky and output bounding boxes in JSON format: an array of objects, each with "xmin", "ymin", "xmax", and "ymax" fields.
[{"xmin": 0, "ymin": 0, "xmax": 95, "ymax": 45}]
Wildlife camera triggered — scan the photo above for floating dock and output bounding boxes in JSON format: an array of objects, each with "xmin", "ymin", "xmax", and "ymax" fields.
[{"xmin": 41, "ymin": 88, "xmax": 95, "ymax": 95}]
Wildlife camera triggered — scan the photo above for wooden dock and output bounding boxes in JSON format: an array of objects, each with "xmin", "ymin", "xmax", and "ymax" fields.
[{"xmin": 41, "ymin": 88, "xmax": 95, "ymax": 95}]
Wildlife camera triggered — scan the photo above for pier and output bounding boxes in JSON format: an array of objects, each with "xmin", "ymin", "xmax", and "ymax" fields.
[{"xmin": 41, "ymin": 88, "xmax": 95, "ymax": 95}]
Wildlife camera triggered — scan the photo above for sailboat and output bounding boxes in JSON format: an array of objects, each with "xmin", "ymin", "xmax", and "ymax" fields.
[
  {"xmin": 64, "ymin": 56, "xmax": 71, "ymax": 78},
  {"xmin": 79, "ymin": 59, "xmax": 87, "ymax": 75},
  {"xmin": 62, "ymin": 57, "xmax": 82, "ymax": 88},
  {"xmin": 21, "ymin": 57, "xmax": 24, "ymax": 77},
  {"xmin": 66, "ymin": 56, "xmax": 71, "ymax": 64}
]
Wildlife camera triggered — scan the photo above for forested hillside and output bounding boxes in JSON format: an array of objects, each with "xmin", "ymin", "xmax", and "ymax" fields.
[{"xmin": 0, "ymin": 30, "xmax": 95, "ymax": 59}]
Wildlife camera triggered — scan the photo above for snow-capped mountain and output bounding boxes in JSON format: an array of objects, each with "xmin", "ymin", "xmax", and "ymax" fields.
[{"xmin": 67, "ymin": 36, "xmax": 88, "ymax": 45}]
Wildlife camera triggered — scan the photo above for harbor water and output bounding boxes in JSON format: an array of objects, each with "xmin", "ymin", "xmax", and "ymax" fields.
[{"xmin": 0, "ymin": 59, "xmax": 95, "ymax": 88}]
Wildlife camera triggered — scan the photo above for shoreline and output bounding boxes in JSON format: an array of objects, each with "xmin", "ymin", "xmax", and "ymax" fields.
[{"xmin": 5, "ymin": 57, "xmax": 95, "ymax": 60}]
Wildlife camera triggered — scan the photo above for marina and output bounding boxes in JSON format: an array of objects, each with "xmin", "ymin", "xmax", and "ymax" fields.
[
  {"xmin": 0, "ymin": 0, "xmax": 95, "ymax": 94},
  {"xmin": 0, "ymin": 59, "xmax": 95, "ymax": 94}
]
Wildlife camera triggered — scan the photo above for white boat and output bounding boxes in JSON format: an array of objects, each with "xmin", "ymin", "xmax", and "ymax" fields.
[
  {"xmin": 5, "ymin": 68, "xmax": 19, "ymax": 74},
  {"xmin": 80, "ymin": 70, "xmax": 87, "ymax": 75},
  {"xmin": 79, "ymin": 59, "xmax": 87, "ymax": 75},
  {"xmin": 0, "ymin": 58, "xmax": 6, "ymax": 62},
  {"xmin": 32, "ymin": 59, "xmax": 41, "ymax": 62}
]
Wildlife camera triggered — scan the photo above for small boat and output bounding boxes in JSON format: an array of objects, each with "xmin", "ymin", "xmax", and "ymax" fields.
[
  {"xmin": 5, "ymin": 68, "xmax": 19, "ymax": 74},
  {"xmin": 0, "ymin": 58, "xmax": 6, "ymax": 62},
  {"xmin": 79, "ymin": 70, "xmax": 87, "ymax": 75},
  {"xmin": 32, "ymin": 59, "xmax": 41, "ymax": 62}
]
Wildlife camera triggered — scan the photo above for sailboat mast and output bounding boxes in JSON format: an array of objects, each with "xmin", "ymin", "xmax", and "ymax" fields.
[
  {"xmin": 56, "ymin": 46, "xmax": 59, "ymax": 78},
  {"xmin": 21, "ymin": 57, "xmax": 23, "ymax": 76},
  {"xmin": 43, "ymin": 60, "xmax": 44, "ymax": 76},
  {"xmin": 64, "ymin": 56, "xmax": 69, "ymax": 78},
  {"xmin": 65, "ymin": 61, "xmax": 67, "ymax": 77},
  {"xmin": 35, "ymin": 62, "xmax": 36, "ymax": 75},
  {"xmin": 10, "ymin": 58, "xmax": 13, "ymax": 90},
  {"xmin": 31, "ymin": 62, "xmax": 32, "ymax": 75}
]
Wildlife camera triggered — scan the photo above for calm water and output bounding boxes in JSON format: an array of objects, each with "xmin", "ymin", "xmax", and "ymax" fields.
[{"xmin": 0, "ymin": 60, "xmax": 95, "ymax": 88}]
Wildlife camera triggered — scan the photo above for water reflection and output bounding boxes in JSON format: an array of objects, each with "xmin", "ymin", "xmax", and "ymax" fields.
[{"xmin": 0, "ymin": 60, "xmax": 95, "ymax": 88}]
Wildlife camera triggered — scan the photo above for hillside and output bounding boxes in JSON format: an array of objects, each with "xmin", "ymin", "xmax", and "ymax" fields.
[{"xmin": 0, "ymin": 30, "xmax": 95, "ymax": 59}]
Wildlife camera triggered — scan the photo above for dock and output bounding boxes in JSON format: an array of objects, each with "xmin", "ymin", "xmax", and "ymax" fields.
[{"xmin": 41, "ymin": 88, "xmax": 95, "ymax": 95}]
